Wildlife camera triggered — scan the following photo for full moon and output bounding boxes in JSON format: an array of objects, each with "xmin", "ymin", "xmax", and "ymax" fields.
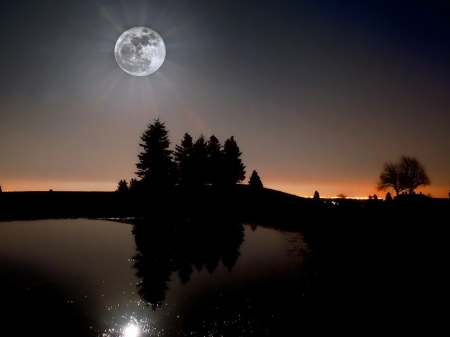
[{"xmin": 114, "ymin": 27, "xmax": 166, "ymax": 76}]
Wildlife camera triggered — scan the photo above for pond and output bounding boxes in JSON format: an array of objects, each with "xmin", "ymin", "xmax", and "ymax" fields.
[
  {"xmin": 0, "ymin": 219, "xmax": 313, "ymax": 337},
  {"xmin": 1, "ymin": 218, "xmax": 442, "ymax": 336}
]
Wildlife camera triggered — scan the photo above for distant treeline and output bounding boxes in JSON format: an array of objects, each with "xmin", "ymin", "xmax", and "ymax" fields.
[{"xmin": 1, "ymin": 187, "xmax": 449, "ymax": 222}]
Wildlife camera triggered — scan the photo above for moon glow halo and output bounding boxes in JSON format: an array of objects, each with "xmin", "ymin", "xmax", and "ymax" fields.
[{"xmin": 114, "ymin": 27, "xmax": 166, "ymax": 76}]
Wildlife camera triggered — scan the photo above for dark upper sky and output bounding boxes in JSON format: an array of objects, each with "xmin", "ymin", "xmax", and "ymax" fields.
[{"xmin": 1, "ymin": 0, "xmax": 449, "ymax": 197}]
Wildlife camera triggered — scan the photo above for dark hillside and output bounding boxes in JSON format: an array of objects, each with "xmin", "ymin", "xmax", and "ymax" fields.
[{"xmin": 1, "ymin": 186, "xmax": 449, "ymax": 223}]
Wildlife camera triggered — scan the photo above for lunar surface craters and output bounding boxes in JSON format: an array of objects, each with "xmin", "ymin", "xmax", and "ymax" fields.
[{"xmin": 115, "ymin": 27, "xmax": 165, "ymax": 76}]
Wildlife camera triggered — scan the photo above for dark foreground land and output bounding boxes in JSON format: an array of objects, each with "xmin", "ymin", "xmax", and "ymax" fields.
[
  {"xmin": 1, "ymin": 186, "xmax": 448, "ymax": 336},
  {"xmin": 1, "ymin": 185, "xmax": 449, "ymax": 222}
]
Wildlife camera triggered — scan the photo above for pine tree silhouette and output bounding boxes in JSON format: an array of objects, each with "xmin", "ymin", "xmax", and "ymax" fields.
[
  {"xmin": 116, "ymin": 179, "xmax": 129, "ymax": 192},
  {"xmin": 129, "ymin": 178, "xmax": 140, "ymax": 192},
  {"xmin": 174, "ymin": 133, "xmax": 194, "ymax": 186},
  {"xmin": 191, "ymin": 135, "xmax": 208, "ymax": 186},
  {"xmin": 207, "ymin": 135, "xmax": 223, "ymax": 185},
  {"xmin": 222, "ymin": 136, "xmax": 246, "ymax": 185},
  {"xmin": 135, "ymin": 118, "xmax": 175, "ymax": 189},
  {"xmin": 248, "ymin": 170, "xmax": 263, "ymax": 188}
]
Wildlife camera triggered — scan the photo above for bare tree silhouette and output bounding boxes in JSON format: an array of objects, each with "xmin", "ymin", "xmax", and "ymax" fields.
[
  {"xmin": 377, "ymin": 162, "xmax": 403, "ymax": 195},
  {"xmin": 377, "ymin": 156, "xmax": 430, "ymax": 195},
  {"xmin": 398, "ymin": 156, "xmax": 431, "ymax": 194}
]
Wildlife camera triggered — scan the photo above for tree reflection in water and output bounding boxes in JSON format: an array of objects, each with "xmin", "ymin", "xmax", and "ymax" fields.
[
  {"xmin": 131, "ymin": 216, "xmax": 245, "ymax": 310},
  {"xmin": 130, "ymin": 217, "xmax": 313, "ymax": 336}
]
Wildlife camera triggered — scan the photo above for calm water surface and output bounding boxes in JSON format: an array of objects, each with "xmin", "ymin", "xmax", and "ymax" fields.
[{"xmin": 0, "ymin": 219, "xmax": 312, "ymax": 336}]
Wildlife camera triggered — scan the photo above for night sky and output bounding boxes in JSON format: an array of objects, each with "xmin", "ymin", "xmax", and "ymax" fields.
[{"xmin": 1, "ymin": 0, "xmax": 449, "ymax": 197}]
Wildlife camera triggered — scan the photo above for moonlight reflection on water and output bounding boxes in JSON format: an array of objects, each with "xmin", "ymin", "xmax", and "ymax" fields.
[
  {"xmin": 0, "ymin": 219, "xmax": 310, "ymax": 337},
  {"xmin": 123, "ymin": 323, "xmax": 139, "ymax": 337}
]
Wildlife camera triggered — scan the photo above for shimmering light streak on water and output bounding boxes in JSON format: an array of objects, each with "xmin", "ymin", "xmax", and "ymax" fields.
[{"xmin": 123, "ymin": 323, "xmax": 139, "ymax": 337}]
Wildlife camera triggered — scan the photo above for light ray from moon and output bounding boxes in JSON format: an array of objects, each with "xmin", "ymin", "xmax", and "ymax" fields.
[
  {"xmin": 99, "ymin": 6, "xmax": 124, "ymax": 33},
  {"xmin": 86, "ymin": 62, "xmax": 124, "ymax": 103},
  {"xmin": 57, "ymin": 1, "xmax": 211, "ymax": 116}
]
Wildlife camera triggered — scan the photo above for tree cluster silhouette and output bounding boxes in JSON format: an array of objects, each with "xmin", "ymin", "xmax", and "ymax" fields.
[
  {"xmin": 118, "ymin": 119, "xmax": 246, "ymax": 191},
  {"xmin": 377, "ymin": 156, "xmax": 430, "ymax": 195}
]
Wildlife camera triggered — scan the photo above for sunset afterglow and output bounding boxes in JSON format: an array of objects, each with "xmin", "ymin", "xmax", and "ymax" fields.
[{"xmin": 1, "ymin": 1, "xmax": 449, "ymax": 197}]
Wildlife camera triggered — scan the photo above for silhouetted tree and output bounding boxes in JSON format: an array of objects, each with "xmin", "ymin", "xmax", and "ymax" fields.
[
  {"xmin": 248, "ymin": 170, "xmax": 263, "ymax": 188},
  {"xmin": 337, "ymin": 193, "xmax": 346, "ymax": 199},
  {"xmin": 313, "ymin": 190, "xmax": 320, "ymax": 199},
  {"xmin": 377, "ymin": 156, "xmax": 431, "ymax": 195},
  {"xmin": 129, "ymin": 178, "xmax": 140, "ymax": 192},
  {"xmin": 135, "ymin": 118, "xmax": 175, "ymax": 189},
  {"xmin": 0, "ymin": 185, "xmax": 2, "ymax": 193},
  {"xmin": 191, "ymin": 135, "xmax": 209, "ymax": 186},
  {"xmin": 368, "ymin": 195, "xmax": 373, "ymax": 200},
  {"xmin": 116, "ymin": 179, "xmax": 129, "ymax": 192},
  {"xmin": 173, "ymin": 133, "xmax": 194, "ymax": 186},
  {"xmin": 377, "ymin": 162, "xmax": 404, "ymax": 195},
  {"xmin": 385, "ymin": 192, "xmax": 392, "ymax": 201},
  {"xmin": 373, "ymin": 194, "xmax": 378, "ymax": 200},
  {"xmin": 222, "ymin": 136, "xmax": 246, "ymax": 185},
  {"xmin": 206, "ymin": 135, "xmax": 223, "ymax": 185},
  {"xmin": 398, "ymin": 156, "xmax": 431, "ymax": 194}
]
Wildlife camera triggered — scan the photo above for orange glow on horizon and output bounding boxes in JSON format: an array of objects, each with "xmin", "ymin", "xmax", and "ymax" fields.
[
  {"xmin": 264, "ymin": 181, "xmax": 449, "ymax": 199},
  {"xmin": 2, "ymin": 180, "xmax": 115, "ymax": 192},
  {"xmin": 1, "ymin": 179, "xmax": 448, "ymax": 199}
]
